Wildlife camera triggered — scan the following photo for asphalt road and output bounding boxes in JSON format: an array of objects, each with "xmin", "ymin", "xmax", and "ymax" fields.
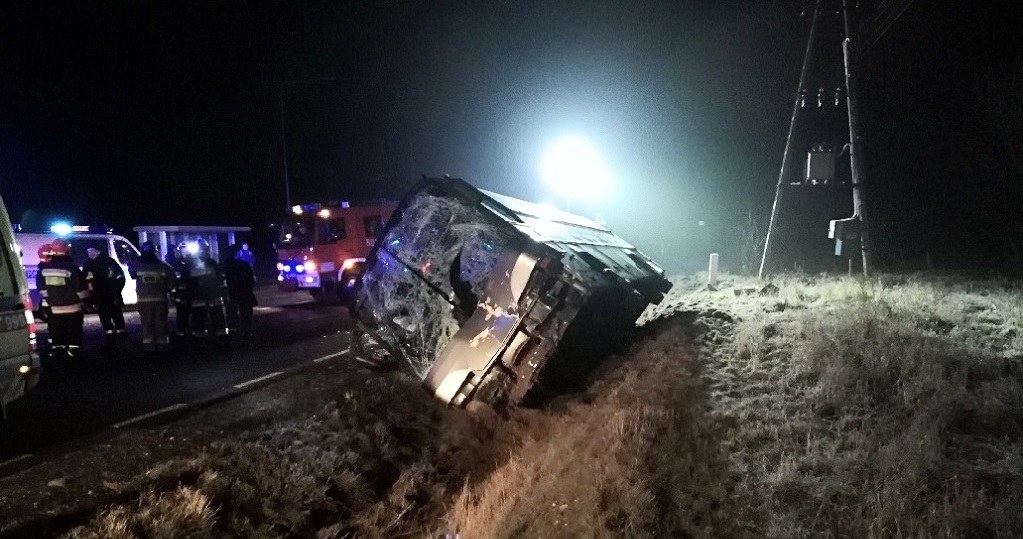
[{"xmin": 0, "ymin": 286, "xmax": 353, "ymax": 465}]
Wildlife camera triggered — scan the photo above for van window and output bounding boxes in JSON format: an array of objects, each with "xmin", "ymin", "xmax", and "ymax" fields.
[
  {"xmin": 0, "ymin": 240, "xmax": 17, "ymax": 297},
  {"xmin": 113, "ymin": 239, "xmax": 139, "ymax": 274}
]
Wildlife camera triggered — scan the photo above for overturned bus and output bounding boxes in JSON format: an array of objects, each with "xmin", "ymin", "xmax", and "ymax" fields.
[{"xmin": 351, "ymin": 177, "xmax": 672, "ymax": 407}]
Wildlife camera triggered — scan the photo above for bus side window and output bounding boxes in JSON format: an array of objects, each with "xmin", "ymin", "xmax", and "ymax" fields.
[{"xmin": 364, "ymin": 216, "xmax": 383, "ymax": 238}]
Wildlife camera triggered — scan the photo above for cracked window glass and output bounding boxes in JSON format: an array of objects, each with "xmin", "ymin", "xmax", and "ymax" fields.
[{"xmin": 358, "ymin": 192, "xmax": 512, "ymax": 378}]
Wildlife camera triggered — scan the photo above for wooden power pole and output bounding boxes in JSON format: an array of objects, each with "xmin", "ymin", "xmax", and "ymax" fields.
[
  {"xmin": 842, "ymin": 0, "xmax": 872, "ymax": 275},
  {"xmin": 759, "ymin": 0, "xmax": 823, "ymax": 279}
]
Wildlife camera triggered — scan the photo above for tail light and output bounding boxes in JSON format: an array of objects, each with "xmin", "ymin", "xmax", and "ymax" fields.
[{"xmin": 23, "ymin": 293, "xmax": 38, "ymax": 356}]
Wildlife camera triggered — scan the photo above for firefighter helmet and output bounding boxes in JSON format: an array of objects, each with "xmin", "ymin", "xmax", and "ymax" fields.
[
  {"xmin": 37, "ymin": 243, "xmax": 53, "ymax": 261},
  {"xmin": 50, "ymin": 238, "xmax": 71, "ymax": 255}
]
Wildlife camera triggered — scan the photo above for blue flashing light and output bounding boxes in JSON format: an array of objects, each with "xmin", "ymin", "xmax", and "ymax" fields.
[
  {"xmin": 283, "ymin": 264, "xmax": 292, "ymax": 272},
  {"xmin": 296, "ymin": 263, "xmax": 305, "ymax": 273},
  {"xmin": 50, "ymin": 222, "xmax": 73, "ymax": 236}
]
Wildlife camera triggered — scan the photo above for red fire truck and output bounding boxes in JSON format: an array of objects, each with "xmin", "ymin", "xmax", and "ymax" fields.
[{"xmin": 276, "ymin": 200, "xmax": 396, "ymax": 302}]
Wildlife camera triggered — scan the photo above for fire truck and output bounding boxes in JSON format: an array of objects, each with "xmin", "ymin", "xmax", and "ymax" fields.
[{"xmin": 276, "ymin": 200, "xmax": 396, "ymax": 303}]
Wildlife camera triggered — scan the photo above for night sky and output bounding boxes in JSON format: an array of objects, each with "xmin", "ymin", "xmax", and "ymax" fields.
[{"xmin": 1, "ymin": 1, "xmax": 1019, "ymax": 272}]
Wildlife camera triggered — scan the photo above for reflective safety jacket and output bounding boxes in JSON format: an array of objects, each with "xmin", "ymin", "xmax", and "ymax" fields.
[
  {"xmin": 36, "ymin": 255, "xmax": 88, "ymax": 314},
  {"xmin": 134, "ymin": 258, "xmax": 175, "ymax": 303},
  {"xmin": 187, "ymin": 256, "xmax": 227, "ymax": 306}
]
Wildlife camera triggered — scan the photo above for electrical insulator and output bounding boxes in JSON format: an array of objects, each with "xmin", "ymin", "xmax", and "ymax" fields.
[
  {"xmin": 817, "ymin": 88, "xmax": 825, "ymax": 107},
  {"xmin": 834, "ymin": 87, "xmax": 843, "ymax": 106},
  {"xmin": 799, "ymin": 89, "xmax": 807, "ymax": 108}
]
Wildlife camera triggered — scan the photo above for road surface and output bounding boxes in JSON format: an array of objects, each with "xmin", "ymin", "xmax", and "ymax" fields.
[{"xmin": 0, "ymin": 286, "xmax": 352, "ymax": 468}]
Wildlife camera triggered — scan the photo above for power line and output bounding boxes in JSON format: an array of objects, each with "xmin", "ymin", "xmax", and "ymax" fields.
[
  {"xmin": 856, "ymin": 0, "xmax": 915, "ymax": 51},
  {"xmin": 867, "ymin": 0, "xmax": 915, "ymax": 48}
]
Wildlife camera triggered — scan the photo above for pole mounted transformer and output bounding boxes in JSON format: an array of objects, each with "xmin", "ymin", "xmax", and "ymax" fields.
[
  {"xmin": 759, "ymin": 0, "xmax": 824, "ymax": 279},
  {"xmin": 759, "ymin": 0, "xmax": 873, "ymax": 278}
]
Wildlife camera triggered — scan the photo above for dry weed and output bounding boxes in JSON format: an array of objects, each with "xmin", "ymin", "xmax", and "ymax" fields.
[{"xmin": 444, "ymin": 316, "xmax": 736, "ymax": 538}]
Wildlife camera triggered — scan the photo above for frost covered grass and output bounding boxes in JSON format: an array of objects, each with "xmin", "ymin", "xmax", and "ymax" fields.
[
  {"xmin": 643, "ymin": 273, "xmax": 1023, "ymax": 537},
  {"xmin": 3, "ymin": 272, "xmax": 1022, "ymax": 538}
]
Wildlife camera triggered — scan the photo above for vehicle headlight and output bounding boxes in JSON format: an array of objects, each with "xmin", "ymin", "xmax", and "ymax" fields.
[
  {"xmin": 276, "ymin": 262, "xmax": 284, "ymax": 271},
  {"xmin": 295, "ymin": 264, "xmax": 305, "ymax": 273},
  {"xmin": 305, "ymin": 261, "xmax": 317, "ymax": 273},
  {"xmin": 283, "ymin": 264, "xmax": 292, "ymax": 272}
]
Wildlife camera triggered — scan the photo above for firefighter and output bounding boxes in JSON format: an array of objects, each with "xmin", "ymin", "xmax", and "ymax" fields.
[
  {"xmin": 36, "ymin": 238, "xmax": 88, "ymax": 361},
  {"xmin": 224, "ymin": 245, "xmax": 257, "ymax": 337},
  {"xmin": 132, "ymin": 241, "xmax": 175, "ymax": 352},
  {"xmin": 188, "ymin": 239, "xmax": 228, "ymax": 342},
  {"xmin": 172, "ymin": 241, "xmax": 193, "ymax": 337},
  {"xmin": 36, "ymin": 244, "xmax": 54, "ymax": 321},
  {"xmin": 83, "ymin": 245, "xmax": 126, "ymax": 347}
]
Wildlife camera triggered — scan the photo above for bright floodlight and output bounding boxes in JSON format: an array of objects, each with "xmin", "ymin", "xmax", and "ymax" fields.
[
  {"xmin": 50, "ymin": 222, "xmax": 73, "ymax": 236},
  {"xmin": 186, "ymin": 241, "xmax": 200, "ymax": 255},
  {"xmin": 539, "ymin": 135, "xmax": 614, "ymax": 202}
]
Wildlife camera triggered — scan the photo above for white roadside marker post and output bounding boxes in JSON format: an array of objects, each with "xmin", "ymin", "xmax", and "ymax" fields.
[{"xmin": 708, "ymin": 253, "xmax": 719, "ymax": 287}]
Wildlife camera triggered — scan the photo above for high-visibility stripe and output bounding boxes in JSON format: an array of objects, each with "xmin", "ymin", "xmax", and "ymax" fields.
[
  {"xmin": 50, "ymin": 304, "xmax": 83, "ymax": 314},
  {"xmin": 41, "ymin": 268, "xmax": 73, "ymax": 278}
]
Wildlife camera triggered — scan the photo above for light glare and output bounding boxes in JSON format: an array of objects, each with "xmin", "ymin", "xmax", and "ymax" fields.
[
  {"xmin": 50, "ymin": 222, "xmax": 73, "ymax": 236},
  {"xmin": 539, "ymin": 135, "xmax": 614, "ymax": 201}
]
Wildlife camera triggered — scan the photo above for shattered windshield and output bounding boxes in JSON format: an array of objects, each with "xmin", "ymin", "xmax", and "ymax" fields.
[{"xmin": 358, "ymin": 192, "xmax": 512, "ymax": 378}]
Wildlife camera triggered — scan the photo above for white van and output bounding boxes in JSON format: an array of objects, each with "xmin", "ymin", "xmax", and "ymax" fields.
[
  {"xmin": 0, "ymin": 197, "xmax": 39, "ymax": 418},
  {"xmin": 15, "ymin": 232, "xmax": 141, "ymax": 312}
]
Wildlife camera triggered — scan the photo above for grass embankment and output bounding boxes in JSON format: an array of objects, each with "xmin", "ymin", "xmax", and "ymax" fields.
[{"xmin": 5, "ymin": 273, "xmax": 1022, "ymax": 538}]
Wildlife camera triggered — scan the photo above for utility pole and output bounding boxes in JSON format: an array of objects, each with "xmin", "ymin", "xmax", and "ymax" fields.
[
  {"xmin": 842, "ymin": 0, "xmax": 871, "ymax": 275},
  {"xmin": 277, "ymin": 78, "xmax": 338, "ymax": 214},
  {"xmin": 278, "ymin": 84, "xmax": 292, "ymax": 213},
  {"xmin": 759, "ymin": 0, "xmax": 823, "ymax": 279}
]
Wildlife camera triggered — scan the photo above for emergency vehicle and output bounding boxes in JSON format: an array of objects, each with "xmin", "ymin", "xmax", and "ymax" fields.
[
  {"xmin": 15, "ymin": 225, "xmax": 141, "ymax": 314},
  {"xmin": 276, "ymin": 200, "xmax": 396, "ymax": 303},
  {"xmin": 0, "ymin": 196, "xmax": 39, "ymax": 418}
]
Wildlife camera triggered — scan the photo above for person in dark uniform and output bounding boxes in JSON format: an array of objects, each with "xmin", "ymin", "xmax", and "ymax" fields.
[
  {"xmin": 188, "ymin": 239, "xmax": 228, "ymax": 342},
  {"xmin": 172, "ymin": 242, "xmax": 193, "ymax": 338},
  {"xmin": 37, "ymin": 239, "xmax": 88, "ymax": 361},
  {"xmin": 224, "ymin": 245, "xmax": 258, "ymax": 337},
  {"xmin": 132, "ymin": 241, "xmax": 175, "ymax": 352},
  {"xmin": 83, "ymin": 246, "xmax": 126, "ymax": 347}
]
